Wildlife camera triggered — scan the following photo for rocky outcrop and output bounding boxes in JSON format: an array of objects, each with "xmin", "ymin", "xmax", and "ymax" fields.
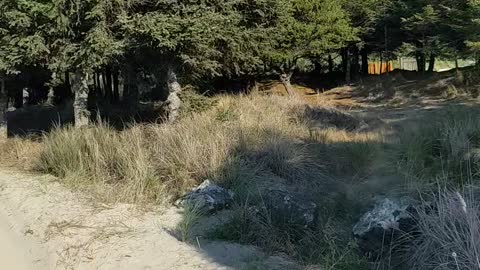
[
  {"xmin": 177, "ymin": 180, "xmax": 234, "ymax": 214},
  {"xmin": 353, "ymin": 197, "xmax": 417, "ymax": 257},
  {"xmin": 264, "ymin": 189, "xmax": 318, "ymax": 229}
]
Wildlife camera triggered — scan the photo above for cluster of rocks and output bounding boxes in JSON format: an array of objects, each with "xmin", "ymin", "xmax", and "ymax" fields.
[
  {"xmin": 178, "ymin": 181, "xmax": 319, "ymax": 228},
  {"xmin": 180, "ymin": 181, "xmax": 429, "ymax": 262}
]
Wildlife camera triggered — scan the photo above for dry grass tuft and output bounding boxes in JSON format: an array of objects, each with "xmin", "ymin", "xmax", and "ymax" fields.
[
  {"xmin": 394, "ymin": 106, "xmax": 480, "ymax": 183},
  {"xmin": 407, "ymin": 189, "xmax": 480, "ymax": 270},
  {"xmin": 0, "ymin": 128, "xmax": 42, "ymax": 170}
]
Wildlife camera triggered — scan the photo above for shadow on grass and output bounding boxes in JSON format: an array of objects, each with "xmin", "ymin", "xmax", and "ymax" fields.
[{"xmin": 172, "ymin": 101, "xmax": 480, "ymax": 269}]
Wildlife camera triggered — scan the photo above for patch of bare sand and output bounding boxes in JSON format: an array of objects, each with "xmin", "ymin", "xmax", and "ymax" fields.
[{"xmin": 0, "ymin": 170, "xmax": 298, "ymax": 270}]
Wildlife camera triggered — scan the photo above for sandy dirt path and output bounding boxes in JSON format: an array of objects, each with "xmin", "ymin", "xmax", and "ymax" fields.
[
  {"xmin": 0, "ymin": 208, "xmax": 49, "ymax": 270},
  {"xmin": 0, "ymin": 170, "xmax": 296, "ymax": 270}
]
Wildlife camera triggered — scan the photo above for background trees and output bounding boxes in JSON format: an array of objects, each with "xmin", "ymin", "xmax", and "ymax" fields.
[{"xmin": 0, "ymin": 0, "xmax": 479, "ymax": 124}]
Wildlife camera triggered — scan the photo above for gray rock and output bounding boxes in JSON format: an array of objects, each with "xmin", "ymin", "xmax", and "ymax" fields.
[
  {"xmin": 353, "ymin": 197, "xmax": 417, "ymax": 257},
  {"xmin": 178, "ymin": 180, "xmax": 234, "ymax": 214},
  {"xmin": 264, "ymin": 189, "xmax": 318, "ymax": 228}
]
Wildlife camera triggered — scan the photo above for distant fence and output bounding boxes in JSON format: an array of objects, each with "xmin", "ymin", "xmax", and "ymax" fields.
[
  {"xmin": 368, "ymin": 62, "xmax": 394, "ymax": 75},
  {"xmin": 368, "ymin": 58, "xmax": 476, "ymax": 74}
]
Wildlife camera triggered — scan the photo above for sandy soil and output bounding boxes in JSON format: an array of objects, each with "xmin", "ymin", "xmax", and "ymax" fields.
[{"xmin": 0, "ymin": 170, "xmax": 297, "ymax": 270}]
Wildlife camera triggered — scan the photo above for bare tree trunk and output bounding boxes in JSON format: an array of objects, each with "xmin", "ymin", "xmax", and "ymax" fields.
[
  {"xmin": 46, "ymin": 72, "xmax": 56, "ymax": 105},
  {"xmin": 428, "ymin": 54, "xmax": 436, "ymax": 72},
  {"xmin": 328, "ymin": 55, "xmax": 334, "ymax": 74},
  {"xmin": 105, "ymin": 66, "xmax": 113, "ymax": 102},
  {"xmin": 416, "ymin": 51, "xmax": 426, "ymax": 73},
  {"xmin": 112, "ymin": 67, "xmax": 119, "ymax": 103},
  {"xmin": 0, "ymin": 75, "xmax": 4, "ymax": 97},
  {"xmin": 361, "ymin": 48, "xmax": 369, "ymax": 75},
  {"xmin": 352, "ymin": 46, "xmax": 360, "ymax": 79},
  {"xmin": 65, "ymin": 72, "xmax": 72, "ymax": 99},
  {"xmin": 72, "ymin": 71, "xmax": 90, "ymax": 128},
  {"xmin": 165, "ymin": 66, "xmax": 182, "ymax": 123},
  {"xmin": 345, "ymin": 48, "xmax": 351, "ymax": 84},
  {"xmin": 125, "ymin": 65, "xmax": 138, "ymax": 113},
  {"xmin": 280, "ymin": 72, "xmax": 297, "ymax": 96}
]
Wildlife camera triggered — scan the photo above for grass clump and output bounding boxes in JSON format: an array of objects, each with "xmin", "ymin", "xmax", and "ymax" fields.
[
  {"xmin": 394, "ymin": 107, "xmax": 480, "ymax": 184},
  {"xmin": 38, "ymin": 123, "xmax": 161, "ymax": 204},
  {"xmin": 406, "ymin": 189, "xmax": 480, "ymax": 270},
  {"xmin": 209, "ymin": 202, "xmax": 368, "ymax": 269},
  {"xmin": 176, "ymin": 202, "xmax": 203, "ymax": 242}
]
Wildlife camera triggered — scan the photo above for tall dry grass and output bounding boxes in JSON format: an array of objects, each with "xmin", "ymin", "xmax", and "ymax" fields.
[
  {"xmin": 394, "ymin": 106, "xmax": 480, "ymax": 185},
  {"xmin": 30, "ymin": 95, "xmax": 357, "ymax": 204},
  {"xmin": 407, "ymin": 189, "xmax": 480, "ymax": 270},
  {"xmin": 0, "ymin": 94, "xmax": 386, "ymax": 206}
]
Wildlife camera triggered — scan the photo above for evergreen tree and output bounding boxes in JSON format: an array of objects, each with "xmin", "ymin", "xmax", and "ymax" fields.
[{"xmin": 261, "ymin": 0, "xmax": 356, "ymax": 95}]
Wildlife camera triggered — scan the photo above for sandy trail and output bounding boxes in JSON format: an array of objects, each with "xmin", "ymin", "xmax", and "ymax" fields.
[
  {"xmin": 0, "ymin": 170, "xmax": 295, "ymax": 270},
  {"xmin": 0, "ymin": 208, "xmax": 48, "ymax": 270}
]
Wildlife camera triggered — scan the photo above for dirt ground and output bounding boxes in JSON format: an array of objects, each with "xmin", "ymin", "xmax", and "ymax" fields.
[{"xmin": 0, "ymin": 170, "xmax": 297, "ymax": 270}]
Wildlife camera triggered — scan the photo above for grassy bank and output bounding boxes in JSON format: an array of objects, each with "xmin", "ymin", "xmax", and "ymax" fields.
[{"xmin": 2, "ymin": 91, "xmax": 480, "ymax": 269}]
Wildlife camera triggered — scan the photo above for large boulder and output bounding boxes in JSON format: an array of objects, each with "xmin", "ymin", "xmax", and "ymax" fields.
[
  {"xmin": 177, "ymin": 180, "xmax": 234, "ymax": 214},
  {"xmin": 353, "ymin": 197, "xmax": 417, "ymax": 257},
  {"xmin": 5, "ymin": 101, "xmax": 74, "ymax": 137},
  {"xmin": 264, "ymin": 189, "xmax": 318, "ymax": 229}
]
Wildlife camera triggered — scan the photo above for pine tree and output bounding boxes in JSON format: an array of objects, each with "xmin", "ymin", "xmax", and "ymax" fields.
[{"xmin": 261, "ymin": 0, "xmax": 356, "ymax": 95}]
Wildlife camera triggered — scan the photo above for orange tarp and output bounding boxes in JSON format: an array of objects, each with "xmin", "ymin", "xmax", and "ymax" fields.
[{"xmin": 368, "ymin": 62, "xmax": 394, "ymax": 75}]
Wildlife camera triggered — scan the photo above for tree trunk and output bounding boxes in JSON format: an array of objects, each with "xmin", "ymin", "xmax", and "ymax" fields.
[
  {"xmin": 361, "ymin": 48, "xmax": 368, "ymax": 75},
  {"xmin": 416, "ymin": 51, "xmax": 425, "ymax": 73},
  {"xmin": 112, "ymin": 67, "xmax": 119, "ymax": 103},
  {"xmin": 72, "ymin": 71, "xmax": 90, "ymax": 128},
  {"xmin": 0, "ymin": 76, "xmax": 4, "ymax": 96},
  {"xmin": 428, "ymin": 54, "xmax": 435, "ymax": 72},
  {"xmin": 96, "ymin": 73, "xmax": 102, "ymax": 95},
  {"xmin": 125, "ymin": 65, "xmax": 138, "ymax": 113},
  {"xmin": 105, "ymin": 66, "xmax": 113, "ymax": 103},
  {"xmin": 46, "ymin": 72, "xmax": 56, "ymax": 105},
  {"xmin": 345, "ymin": 48, "xmax": 351, "ymax": 84},
  {"xmin": 165, "ymin": 66, "xmax": 182, "ymax": 123},
  {"xmin": 280, "ymin": 72, "xmax": 297, "ymax": 96},
  {"xmin": 352, "ymin": 46, "xmax": 360, "ymax": 79},
  {"xmin": 328, "ymin": 55, "xmax": 334, "ymax": 74},
  {"xmin": 65, "ymin": 72, "xmax": 72, "ymax": 99}
]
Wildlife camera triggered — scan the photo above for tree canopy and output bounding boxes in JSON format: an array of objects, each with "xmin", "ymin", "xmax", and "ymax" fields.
[{"xmin": 1, "ymin": 0, "xmax": 479, "ymax": 125}]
